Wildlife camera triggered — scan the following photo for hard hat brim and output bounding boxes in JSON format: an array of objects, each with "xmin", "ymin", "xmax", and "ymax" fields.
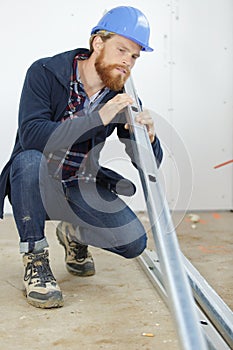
[{"xmin": 91, "ymin": 27, "xmax": 153, "ymax": 52}]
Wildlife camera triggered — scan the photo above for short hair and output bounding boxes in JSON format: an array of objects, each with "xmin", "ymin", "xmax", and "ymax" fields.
[{"xmin": 89, "ymin": 30, "xmax": 115, "ymax": 54}]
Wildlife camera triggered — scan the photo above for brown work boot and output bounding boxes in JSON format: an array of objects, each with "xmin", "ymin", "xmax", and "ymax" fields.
[
  {"xmin": 23, "ymin": 249, "xmax": 64, "ymax": 308},
  {"xmin": 56, "ymin": 221, "xmax": 95, "ymax": 276}
]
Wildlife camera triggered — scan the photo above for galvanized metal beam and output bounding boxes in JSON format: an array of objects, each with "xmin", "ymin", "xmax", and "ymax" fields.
[
  {"xmin": 183, "ymin": 254, "xmax": 233, "ymax": 349},
  {"xmin": 124, "ymin": 77, "xmax": 208, "ymax": 350},
  {"xmin": 138, "ymin": 249, "xmax": 232, "ymax": 350}
]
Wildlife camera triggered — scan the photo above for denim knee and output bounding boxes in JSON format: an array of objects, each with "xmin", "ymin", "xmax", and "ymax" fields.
[
  {"xmin": 10, "ymin": 150, "xmax": 43, "ymax": 185},
  {"xmin": 106, "ymin": 233, "xmax": 147, "ymax": 259},
  {"xmin": 12, "ymin": 149, "xmax": 43, "ymax": 166}
]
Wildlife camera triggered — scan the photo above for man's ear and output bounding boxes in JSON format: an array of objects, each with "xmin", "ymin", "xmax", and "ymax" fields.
[{"xmin": 92, "ymin": 35, "xmax": 104, "ymax": 53}]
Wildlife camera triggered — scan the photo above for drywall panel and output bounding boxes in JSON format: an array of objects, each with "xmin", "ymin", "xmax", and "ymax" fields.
[{"xmin": 0, "ymin": 0, "xmax": 232, "ymax": 214}]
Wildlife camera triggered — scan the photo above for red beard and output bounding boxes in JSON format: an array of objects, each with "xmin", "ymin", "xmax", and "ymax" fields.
[{"xmin": 95, "ymin": 49, "xmax": 130, "ymax": 91}]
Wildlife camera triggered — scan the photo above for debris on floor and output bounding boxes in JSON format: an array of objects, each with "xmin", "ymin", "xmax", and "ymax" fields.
[
  {"xmin": 188, "ymin": 213, "xmax": 200, "ymax": 229},
  {"xmin": 141, "ymin": 332, "xmax": 155, "ymax": 337}
]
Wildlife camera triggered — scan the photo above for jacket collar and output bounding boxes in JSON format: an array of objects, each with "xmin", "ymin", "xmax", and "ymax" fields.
[{"xmin": 43, "ymin": 48, "xmax": 90, "ymax": 89}]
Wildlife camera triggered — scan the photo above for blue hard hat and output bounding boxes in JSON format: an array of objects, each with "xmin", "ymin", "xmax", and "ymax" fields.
[{"xmin": 91, "ymin": 6, "xmax": 153, "ymax": 52}]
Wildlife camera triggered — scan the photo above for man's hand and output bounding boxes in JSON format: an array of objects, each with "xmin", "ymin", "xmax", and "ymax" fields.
[
  {"xmin": 99, "ymin": 93, "xmax": 133, "ymax": 126},
  {"xmin": 99, "ymin": 95, "xmax": 155, "ymax": 143},
  {"xmin": 135, "ymin": 110, "xmax": 155, "ymax": 143},
  {"xmin": 125, "ymin": 109, "xmax": 155, "ymax": 143}
]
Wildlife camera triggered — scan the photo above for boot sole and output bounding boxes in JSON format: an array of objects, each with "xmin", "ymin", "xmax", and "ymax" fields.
[
  {"xmin": 23, "ymin": 289, "xmax": 64, "ymax": 309},
  {"xmin": 66, "ymin": 264, "xmax": 95, "ymax": 277}
]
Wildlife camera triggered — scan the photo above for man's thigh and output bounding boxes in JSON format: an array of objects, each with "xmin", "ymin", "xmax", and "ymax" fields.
[{"xmin": 64, "ymin": 182, "xmax": 146, "ymax": 248}]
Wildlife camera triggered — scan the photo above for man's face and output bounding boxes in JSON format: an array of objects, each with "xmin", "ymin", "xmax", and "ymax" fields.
[{"xmin": 95, "ymin": 35, "xmax": 141, "ymax": 91}]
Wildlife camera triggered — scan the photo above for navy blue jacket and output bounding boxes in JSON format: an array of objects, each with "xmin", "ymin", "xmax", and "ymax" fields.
[{"xmin": 0, "ymin": 48, "xmax": 163, "ymax": 218}]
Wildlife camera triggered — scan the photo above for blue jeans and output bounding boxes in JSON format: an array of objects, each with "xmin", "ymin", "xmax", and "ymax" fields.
[{"xmin": 10, "ymin": 150, "xmax": 147, "ymax": 257}]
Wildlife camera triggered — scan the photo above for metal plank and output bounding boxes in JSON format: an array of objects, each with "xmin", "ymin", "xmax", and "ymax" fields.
[
  {"xmin": 138, "ymin": 250, "xmax": 231, "ymax": 350},
  {"xmin": 183, "ymin": 254, "xmax": 233, "ymax": 349},
  {"xmin": 124, "ymin": 77, "xmax": 208, "ymax": 350}
]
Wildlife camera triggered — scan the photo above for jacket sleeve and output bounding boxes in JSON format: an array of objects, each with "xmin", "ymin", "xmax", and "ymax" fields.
[{"xmin": 18, "ymin": 61, "xmax": 105, "ymax": 153}]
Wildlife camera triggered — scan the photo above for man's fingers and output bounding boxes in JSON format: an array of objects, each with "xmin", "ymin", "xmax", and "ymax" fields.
[
  {"xmin": 135, "ymin": 110, "xmax": 155, "ymax": 143},
  {"xmin": 99, "ymin": 93, "xmax": 133, "ymax": 126}
]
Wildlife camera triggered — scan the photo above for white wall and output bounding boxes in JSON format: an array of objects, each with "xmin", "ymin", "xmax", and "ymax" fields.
[{"xmin": 0, "ymin": 0, "xmax": 232, "ymax": 214}]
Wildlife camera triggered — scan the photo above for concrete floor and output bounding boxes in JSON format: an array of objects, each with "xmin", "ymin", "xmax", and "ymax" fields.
[{"xmin": 0, "ymin": 211, "xmax": 232, "ymax": 350}]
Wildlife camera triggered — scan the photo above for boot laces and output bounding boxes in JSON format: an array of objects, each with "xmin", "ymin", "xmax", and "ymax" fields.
[
  {"xmin": 24, "ymin": 251, "xmax": 56, "ymax": 286},
  {"xmin": 69, "ymin": 241, "xmax": 88, "ymax": 261}
]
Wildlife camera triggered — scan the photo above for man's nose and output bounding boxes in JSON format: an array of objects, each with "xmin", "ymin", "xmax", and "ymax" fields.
[{"xmin": 122, "ymin": 53, "xmax": 133, "ymax": 68}]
